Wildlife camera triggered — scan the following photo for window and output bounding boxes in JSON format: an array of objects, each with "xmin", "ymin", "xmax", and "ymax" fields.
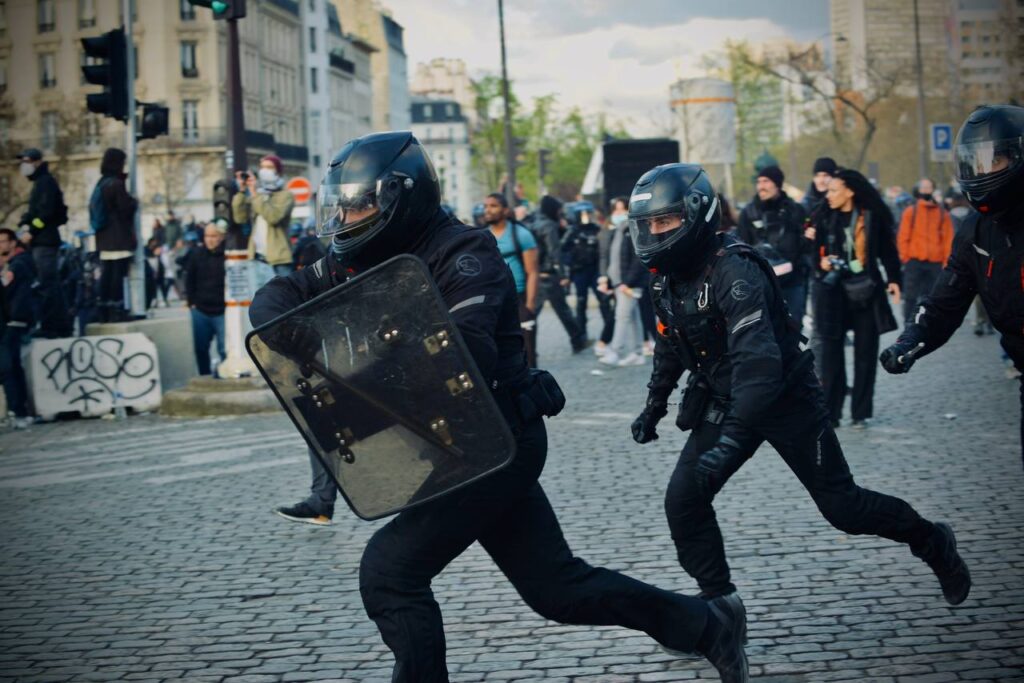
[
  {"xmin": 78, "ymin": 0, "xmax": 96, "ymax": 28},
  {"xmin": 41, "ymin": 111, "xmax": 58, "ymax": 149},
  {"xmin": 0, "ymin": 61, "xmax": 6, "ymax": 95},
  {"xmin": 37, "ymin": 0, "xmax": 55, "ymax": 32},
  {"xmin": 423, "ymin": 104, "xmax": 432, "ymax": 118},
  {"xmin": 445, "ymin": 104, "xmax": 454, "ymax": 116},
  {"xmin": 182, "ymin": 100, "xmax": 199, "ymax": 140},
  {"xmin": 309, "ymin": 27, "xmax": 316, "ymax": 53},
  {"xmin": 310, "ymin": 66, "xmax": 318, "ymax": 93},
  {"xmin": 39, "ymin": 53, "xmax": 56, "ymax": 89},
  {"xmin": 0, "ymin": 2, "xmax": 7, "ymax": 38},
  {"xmin": 82, "ymin": 114, "xmax": 102, "ymax": 147},
  {"xmin": 180, "ymin": 0, "xmax": 195, "ymax": 21},
  {"xmin": 180, "ymin": 41, "xmax": 198, "ymax": 78}
]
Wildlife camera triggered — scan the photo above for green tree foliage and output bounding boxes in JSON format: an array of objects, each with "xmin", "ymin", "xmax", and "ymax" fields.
[{"xmin": 471, "ymin": 75, "xmax": 627, "ymax": 203}]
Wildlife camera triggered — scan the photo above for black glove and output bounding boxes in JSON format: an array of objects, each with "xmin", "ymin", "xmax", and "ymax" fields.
[
  {"xmin": 880, "ymin": 338, "xmax": 925, "ymax": 374},
  {"xmin": 694, "ymin": 438, "xmax": 745, "ymax": 501},
  {"xmin": 262, "ymin": 320, "xmax": 322, "ymax": 363},
  {"xmin": 631, "ymin": 400, "xmax": 667, "ymax": 444}
]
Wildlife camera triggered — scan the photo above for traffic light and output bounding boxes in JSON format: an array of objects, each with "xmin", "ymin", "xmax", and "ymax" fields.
[
  {"xmin": 213, "ymin": 179, "xmax": 236, "ymax": 226},
  {"xmin": 538, "ymin": 148, "xmax": 552, "ymax": 177},
  {"xmin": 188, "ymin": 0, "xmax": 246, "ymax": 20},
  {"xmin": 138, "ymin": 103, "xmax": 169, "ymax": 141},
  {"xmin": 81, "ymin": 28, "xmax": 128, "ymax": 122}
]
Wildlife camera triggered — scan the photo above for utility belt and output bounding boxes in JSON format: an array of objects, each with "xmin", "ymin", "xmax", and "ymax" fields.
[
  {"xmin": 675, "ymin": 349, "xmax": 815, "ymax": 432},
  {"xmin": 492, "ymin": 368, "xmax": 566, "ymax": 435}
]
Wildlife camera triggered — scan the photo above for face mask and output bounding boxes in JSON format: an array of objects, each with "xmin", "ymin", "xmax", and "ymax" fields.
[
  {"xmin": 19, "ymin": 162, "xmax": 35, "ymax": 178},
  {"xmin": 258, "ymin": 168, "xmax": 278, "ymax": 184},
  {"xmin": 611, "ymin": 214, "xmax": 628, "ymax": 227}
]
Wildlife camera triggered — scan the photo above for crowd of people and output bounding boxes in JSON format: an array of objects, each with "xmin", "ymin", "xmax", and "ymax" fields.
[{"xmin": 0, "ymin": 147, "xmax": 327, "ymax": 426}]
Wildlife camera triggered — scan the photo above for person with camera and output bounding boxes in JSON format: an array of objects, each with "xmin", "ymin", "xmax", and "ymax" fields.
[
  {"xmin": 629, "ymin": 163, "xmax": 969, "ymax": 643},
  {"xmin": 232, "ymin": 155, "xmax": 295, "ymax": 276},
  {"xmin": 808, "ymin": 168, "xmax": 902, "ymax": 429},
  {"xmin": 881, "ymin": 104, "xmax": 1024, "ymax": 467}
]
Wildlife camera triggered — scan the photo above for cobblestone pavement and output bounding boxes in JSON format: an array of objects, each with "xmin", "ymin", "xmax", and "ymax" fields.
[{"xmin": 1, "ymin": 309, "xmax": 1022, "ymax": 683}]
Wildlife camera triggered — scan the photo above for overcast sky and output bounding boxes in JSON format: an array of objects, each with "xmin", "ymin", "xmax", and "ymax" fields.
[{"xmin": 383, "ymin": 1, "xmax": 829, "ymax": 136}]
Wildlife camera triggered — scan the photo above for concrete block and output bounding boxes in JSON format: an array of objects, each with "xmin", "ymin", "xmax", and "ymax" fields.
[
  {"xmin": 86, "ymin": 316, "xmax": 196, "ymax": 391},
  {"xmin": 24, "ymin": 334, "xmax": 162, "ymax": 420},
  {"xmin": 160, "ymin": 376, "xmax": 278, "ymax": 417}
]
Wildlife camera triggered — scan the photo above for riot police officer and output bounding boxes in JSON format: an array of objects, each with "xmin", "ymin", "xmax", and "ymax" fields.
[
  {"xmin": 249, "ymin": 133, "xmax": 749, "ymax": 683},
  {"xmin": 628, "ymin": 163, "xmax": 971, "ymax": 617},
  {"xmin": 881, "ymin": 104, "xmax": 1024, "ymax": 468}
]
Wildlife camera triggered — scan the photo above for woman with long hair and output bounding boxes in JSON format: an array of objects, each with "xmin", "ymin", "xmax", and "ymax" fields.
[{"xmin": 809, "ymin": 168, "xmax": 902, "ymax": 428}]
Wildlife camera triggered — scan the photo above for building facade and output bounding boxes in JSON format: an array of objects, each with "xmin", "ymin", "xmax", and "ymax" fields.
[
  {"xmin": 410, "ymin": 98, "xmax": 475, "ymax": 219},
  {"xmin": 334, "ymin": 0, "xmax": 409, "ymax": 132},
  {"xmin": 1, "ymin": 0, "xmax": 313, "ymax": 232},
  {"xmin": 410, "ymin": 57, "xmax": 476, "ymax": 128}
]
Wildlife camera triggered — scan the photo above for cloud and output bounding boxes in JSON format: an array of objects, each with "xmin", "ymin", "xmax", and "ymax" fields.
[{"xmin": 381, "ymin": 2, "xmax": 803, "ymax": 136}]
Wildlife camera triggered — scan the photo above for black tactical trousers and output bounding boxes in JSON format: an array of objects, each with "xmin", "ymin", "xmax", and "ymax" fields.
[
  {"xmin": 360, "ymin": 418, "xmax": 709, "ymax": 682},
  {"xmin": 664, "ymin": 387, "xmax": 937, "ymax": 598},
  {"xmin": 537, "ymin": 274, "xmax": 586, "ymax": 349}
]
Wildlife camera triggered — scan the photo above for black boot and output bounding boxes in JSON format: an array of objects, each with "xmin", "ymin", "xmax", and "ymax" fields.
[
  {"xmin": 914, "ymin": 522, "xmax": 971, "ymax": 605},
  {"xmin": 696, "ymin": 592, "xmax": 749, "ymax": 683}
]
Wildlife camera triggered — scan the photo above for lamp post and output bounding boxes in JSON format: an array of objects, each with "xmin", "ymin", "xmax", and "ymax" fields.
[
  {"xmin": 913, "ymin": 0, "xmax": 929, "ymax": 179},
  {"xmin": 497, "ymin": 0, "xmax": 516, "ymax": 208}
]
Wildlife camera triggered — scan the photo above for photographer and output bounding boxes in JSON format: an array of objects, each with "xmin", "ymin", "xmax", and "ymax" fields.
[{"xmin": 809, "ymin": 168, "xmax": 901, "ymax": 428}]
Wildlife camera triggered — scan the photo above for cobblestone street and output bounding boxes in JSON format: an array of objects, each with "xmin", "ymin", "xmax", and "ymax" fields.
[{"xmin": 2, "ymin": 313, "xmax": 1022, "ymax": 682}]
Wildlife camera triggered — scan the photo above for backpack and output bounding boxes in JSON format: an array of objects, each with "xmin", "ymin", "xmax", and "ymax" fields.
[{"xmin": 88, "ymin": 178, "xmax": 110, "ymax": 233}]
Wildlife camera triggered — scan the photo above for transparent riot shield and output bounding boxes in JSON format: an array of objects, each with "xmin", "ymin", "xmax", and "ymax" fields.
[{"xmin": 246, "ymin": 255, "xmax": 517, "ymax": 520}]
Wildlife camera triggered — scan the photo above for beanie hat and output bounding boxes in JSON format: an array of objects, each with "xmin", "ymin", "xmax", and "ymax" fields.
[
  {"xmin": 260, "ymin": 154, "xmax": 283, "ymax": 175},
  {"xmin": 757, "ymin": 165, "xmax": 784, "ymax": 189},
  {"xmin": 539, "ymin": 195, "xmax": 562, "ymax": 221},
  {"xmin": 812, "ymin": 157, "xmax": 838, "ymax": 176}
]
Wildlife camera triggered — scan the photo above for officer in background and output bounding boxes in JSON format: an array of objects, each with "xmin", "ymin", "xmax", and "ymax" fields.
[
  {"xmin": 249, "ymin": 133, "xmax": 749, "ymax": 683},
  {"xmin": 882, "ymin": 104, "xmax": 1024, "ymax": 467},
  {"xmin": 628, "ymin": 164, "xmax": 971, "ymax": 621},
  {"xmin": 562, "ymin": 201, "xmax": 604, "ymax": 339}
]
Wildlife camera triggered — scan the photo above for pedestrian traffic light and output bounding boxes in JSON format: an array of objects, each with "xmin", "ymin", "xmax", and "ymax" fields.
[
  {"xmin": 138, "ymin": 103, "xmax": 169, "ymax": 141},
  {"xmin": 81, "ymin": 28, "xmax": 128, "ymax": 122},
  {"xmin": 213, "ymin": 179, "xmax": 236, "ymax": 226},
  {"xmin": 188, "ymin": 0, "xmax": 246, "ymax": 20}
]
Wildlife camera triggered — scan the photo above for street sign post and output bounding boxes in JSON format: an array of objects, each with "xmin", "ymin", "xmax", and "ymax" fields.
[{"xmin": 930, "ymin": 123, "xmax": 954, "ymax": 163}]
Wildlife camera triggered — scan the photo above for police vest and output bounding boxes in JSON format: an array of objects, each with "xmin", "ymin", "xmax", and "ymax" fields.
[{"xmin": 652, "ymin": 242, "xmax": 801, "ymax": 375}]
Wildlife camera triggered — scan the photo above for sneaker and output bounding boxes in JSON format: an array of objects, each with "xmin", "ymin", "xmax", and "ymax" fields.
[
  {"xmin": 598, "ymin": 350, "xmax": 621, "ymax": 366},
  {"xmin": 850, "ymin": 419, "xmax": 867, "ymax": 430},
  {"xmin": 915, "ymin": 522, "xmax": 971, "ymax": 606},
  {"xmin": 642, "ymin": 340, "xmax": 655, "ymax": 356},
  {"xmin": 13, "ymin": 417, "xmax": 33, "ymax": 430},
  {"xmin": 594, "ymin": 342, "xmax": 609, "ymax": 357},
  {"xmin": 617, "ymin": 352, "xmax": 645, "ymax": 367},
  {"xmin": 274, "ymin": 502, "xmax": 332, "ymax": 526},
  {"xmin": 698, "ymin": 592, "xmax": 749, "ymax": 683},
  {"xmin": 663, "ymin": 591, "xmax": 747, "ymax": 660}
]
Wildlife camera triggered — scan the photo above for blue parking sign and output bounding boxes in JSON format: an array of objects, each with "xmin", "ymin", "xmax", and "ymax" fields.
[{"xmin": 930, "ymin": 123, "xmax": 953, "ymax": 162}]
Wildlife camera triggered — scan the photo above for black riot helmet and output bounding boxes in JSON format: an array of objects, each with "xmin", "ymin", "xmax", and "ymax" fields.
[
  {"xmin": 316, "ymin": 131, "xmax": 440, "ymax": 263},
  {"xmin": 954, "ymin": 104, "xmax": 1024, "ymax": 217},
  {"xmin": 627, "ymin": 163, "xmax": 720, "ymax": 275}
]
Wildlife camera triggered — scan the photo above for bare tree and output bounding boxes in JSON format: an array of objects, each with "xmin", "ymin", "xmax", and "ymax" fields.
[
  {"xmin": 736, "ymin": 42, "xmax": 907, "ymax": 170},
  {"xmin": 144, "ymin": 137, "xmax": 211, "ymax": 217}
]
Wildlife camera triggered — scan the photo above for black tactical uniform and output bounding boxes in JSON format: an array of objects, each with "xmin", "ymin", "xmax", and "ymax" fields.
[
  {"xmin": 629, "ymin": 163, "xmax": 971, "ymax": 607},
  {"xmin": 250, "ymin": 133, "xmax": 747, "ymax": 683},
  {"xmin": 882, "ymin": 105, "xmax": 1024, "ymax": 467}
]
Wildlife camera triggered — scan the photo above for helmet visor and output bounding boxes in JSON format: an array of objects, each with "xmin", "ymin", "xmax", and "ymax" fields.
[
  {"xmin": 316, "ymin": 176, "xmax": 403, "ymax": 239},
  {"xmin": 629, "ymin": 210, "xmax": 690, "ymax": 254},
  {"xmin": 956, "ymin": 136, "xmax": 1024, "ymax": 182}
]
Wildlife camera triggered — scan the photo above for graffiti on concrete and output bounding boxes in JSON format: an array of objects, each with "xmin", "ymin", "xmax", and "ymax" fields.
[{"xmin": 26, "ymin": 334, "xmax": 162, "ymax": 418}]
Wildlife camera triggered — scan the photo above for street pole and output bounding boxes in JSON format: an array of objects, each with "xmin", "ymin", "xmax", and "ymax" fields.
[
  {"xmin": 123, "ymin": 0, "xmax": 145, "ymax": 318},
  {"xmin": 498, "ymin": 0, "xmax": 516, "ymax": 208},
  {"xmin": 913, "ymin": 0, "xmax": 928, "ymax": 179},
  {"xmin": 227, "ymin": 16, "xmax": 247, "ymax": 177}
]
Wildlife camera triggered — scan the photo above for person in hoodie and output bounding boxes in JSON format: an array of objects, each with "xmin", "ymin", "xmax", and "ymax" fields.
[
  {"xmin": 184, "ymin": 223, "xmax": 226, "ymax": 376},
  {"xmin": 16, "ymin": 148, "xmax": 71, "ymax": 338},
  {"xmin": 737, "ymin": 166, "xmax": 810, "ymax": 330},
  {"xmin": 532, "ymin": 195, "xmax": 587, "ymax": 353},
  {"xmin": 93, "ymin": 148, "xmax": 139, "ymax": 323},
  {"xmin": 0, "ymin": 228, "xmax": 36, "ymax": 428},
  {"xmin": 800, "ymin": 157, "xmax": 837, "ymax": 221},
  {"xmin": 232, "ymin": 155, "xmax": 295, "ymax": 276},
  {"xmin": 897, "ymin": 178, "xmax": 955, "ymax": 323}
]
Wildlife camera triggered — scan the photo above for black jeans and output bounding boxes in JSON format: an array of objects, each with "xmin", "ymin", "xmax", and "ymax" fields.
[
  {"xmin": 571, "ymin": 266, "xmax": 609, "ymax": 338},
  {"xmin": 360, "ymin": 418, "xmax": 709, "ymax": 682},
  {"xmin": 1, "ymin": 326, "xmax": 29, "ymax": 417},
  {"xmin": 537, "ymin": 274, "xmax": 585, "ymax": 349},
  {"xmin": 664, "ymin": 387, "xmax": 935, "ymax": 597},
  {"xmin": 99, "ymin": 257, "xmax": 133, "ymax": 323},
  {"xmin": 902, "ymin": 260, "xmax": 943, "ymax": 323},
  {"xmin": 815, "ymin": 302, "xmax": 879, "ymax": 422},
  {"xmin": 31, "ymin": 246, "xmax": 71, "ymax": 338}
]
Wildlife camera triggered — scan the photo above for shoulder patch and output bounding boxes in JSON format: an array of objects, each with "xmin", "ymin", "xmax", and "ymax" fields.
[
  {"xmin": 730, "ymin": 279, "xmax": 751, "ymax": 301},
  {"xmin": 455, "ymin": 253, "xmax": 482, "ymax": 277}
]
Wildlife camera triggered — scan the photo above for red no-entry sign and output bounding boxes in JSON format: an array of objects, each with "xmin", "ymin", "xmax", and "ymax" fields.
[{"xmin": 287, "ymin": 177, "xmax": 312, "ymax": 204}]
